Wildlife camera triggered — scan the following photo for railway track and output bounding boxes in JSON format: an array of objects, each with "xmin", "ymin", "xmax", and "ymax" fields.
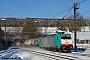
[
  {"xmin": 0, "ymin": 49, "xmax": 16, "ymax": 56},
  {"xmin": 20, "ymin": 48, "xmax": 79, "ymax": 60},
  {"xmin": 70, "ymin": 52, "xmax": 90, "ymax": 57},
  {"xmin": 0, "ymin": 47, "xmax": 22, "ymax": 60},
  {"xmin": 49, "ymin": 50, "xmax": 90, "ymax": 60}
]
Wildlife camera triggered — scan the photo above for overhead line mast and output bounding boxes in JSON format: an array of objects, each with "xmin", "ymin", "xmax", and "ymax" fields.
[
  {"xmin": 73, "ymin": 2, "xmax": 79, "ymax": 52},
  {"xmin": 74, "ymin": 0, "xmax": 86, "ymax": 52}
]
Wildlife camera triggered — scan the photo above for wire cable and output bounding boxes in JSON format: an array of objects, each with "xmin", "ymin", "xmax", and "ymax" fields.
[
  {"xmin": 53, "ymin": 7, "xmax": 73, "ymax": 18},
  {"xmin": 0, "ymin": 7, "xmax": 13, "ymax": 18},
  {"xmin": 51, "ymin": 0, "xmax": 86, "ymax": 18},
  {"xmin": 42, "ymin": 0, "xmax": 64, "ymax": 17},
  {"xmin": 48, "ymin": 0, "xmax": 74, "ymax": 18},
  {"xmin": 63, "ymin": 8, "xmax": 72, "ymax": 18},
  {"xmin": 79, "ymin": 0, "xmax": 86, "ymax": 4},
  {"xmin": 81, "ymin": 10, "xmax": 90, "ymax": 15},
  {"xmin": 42, "ymin": 0, "xmax": 73, "ymax": 18}
]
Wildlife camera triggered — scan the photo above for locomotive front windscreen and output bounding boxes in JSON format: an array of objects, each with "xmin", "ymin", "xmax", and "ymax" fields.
[{"xmin": 61, "ymin": 34, "xmax": 71, "ymax": 39}]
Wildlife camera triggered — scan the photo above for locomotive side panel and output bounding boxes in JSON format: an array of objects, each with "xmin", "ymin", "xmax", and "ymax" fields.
[
  {"xmin": 39, "ymin": 34, "xmax": 63, "ymax": 48},
  {"xmin": 42, "ymin": 36, "xmax": 54, "ymax": 47},
  {"xmin": 54, "ymin": 34, "xmax": 62, "ymax": 49},
  {"xmin": 39, "ymin": 37, "xmax": 42, "ymax": 47}
]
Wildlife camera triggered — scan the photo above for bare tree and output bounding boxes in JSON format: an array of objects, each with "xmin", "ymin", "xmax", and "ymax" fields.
[{"xmin": 21, "ymin": 23, "xmax": 38, "ymax": 39}]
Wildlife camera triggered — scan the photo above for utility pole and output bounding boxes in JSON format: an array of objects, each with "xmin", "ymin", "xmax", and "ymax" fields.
[
  {"xmin": 5, "ymin": 25, "xmax": 7, "ymax": 47},
  {"xmin": 2, "ymin": 18, "xmax": 7, "ymax": 49},
  {"xmin": 74, "ymin": 3, "xmax": 79, "ymax": 52}
]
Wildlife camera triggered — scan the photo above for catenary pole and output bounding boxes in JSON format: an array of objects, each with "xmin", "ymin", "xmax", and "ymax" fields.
[{"xmin": 74, "ymin": 3, "xmax": 79, "ymax": 52}]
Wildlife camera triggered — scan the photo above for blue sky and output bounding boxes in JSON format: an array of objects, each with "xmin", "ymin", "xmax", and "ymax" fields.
[{"xmin": 0, "ymin": 0, "xmax": 90, "ymax": 18}]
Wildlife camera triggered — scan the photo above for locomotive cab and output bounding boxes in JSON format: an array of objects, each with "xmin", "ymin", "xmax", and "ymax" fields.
[{"xmin": 61, "ymin": 34, "xmax": 73, "ymax": 52}]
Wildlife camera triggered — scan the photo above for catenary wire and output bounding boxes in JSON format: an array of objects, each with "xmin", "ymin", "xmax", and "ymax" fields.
[
  {"xmin": 52, "ymin": 0, "xmax": 86, "ymax": 18},
  {"xmin": 0, "ymin": 7, "xmax": 13, "ymax": 18},
  {"xmin": 63, "ymin": 8, "xmax": 72, "ymax": 18},
  {"xmin": 42, "ymin": 0, "xmax": 73, "ymax": 18},
  {"xmin": 49, "ymin": 0, "xmax": 73, "ymax": 18}
]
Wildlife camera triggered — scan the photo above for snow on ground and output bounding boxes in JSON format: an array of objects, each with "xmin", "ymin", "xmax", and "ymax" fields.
[
  {"xmin": 12, "ymin": 49, "xmax": 49, "ymax": 60},
  {"xmin": 18, "ymin": 47, "xmax": 87, "ymax": 60},
  {"xmin": 64, "ymin": 31, "xmax": 90, "ymax": 40},
  {"xmin": 0, "ymin": 46, "xmax": 90, "ymax": 60},
  {"xmin": 10, "ymin": 46, "xmax": 90, "ymax": 60},
  {"xmin": 0, "ymin": 48, "xmax": 20, "ymax": 60},
  {"xmin": 0, "ymin": 47, "xmax": 50, "ymax": 60}
]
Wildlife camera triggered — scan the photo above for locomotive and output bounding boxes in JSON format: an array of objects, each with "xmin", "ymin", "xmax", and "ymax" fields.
[{"xmin": 39, "ymin": 33, "xmax": 73, "ymax": 52}]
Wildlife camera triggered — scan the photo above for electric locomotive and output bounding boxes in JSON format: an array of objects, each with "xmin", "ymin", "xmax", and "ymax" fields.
[{"xmin": 39, "ymin": 33, "xmax": 73, "ymax": 52}]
